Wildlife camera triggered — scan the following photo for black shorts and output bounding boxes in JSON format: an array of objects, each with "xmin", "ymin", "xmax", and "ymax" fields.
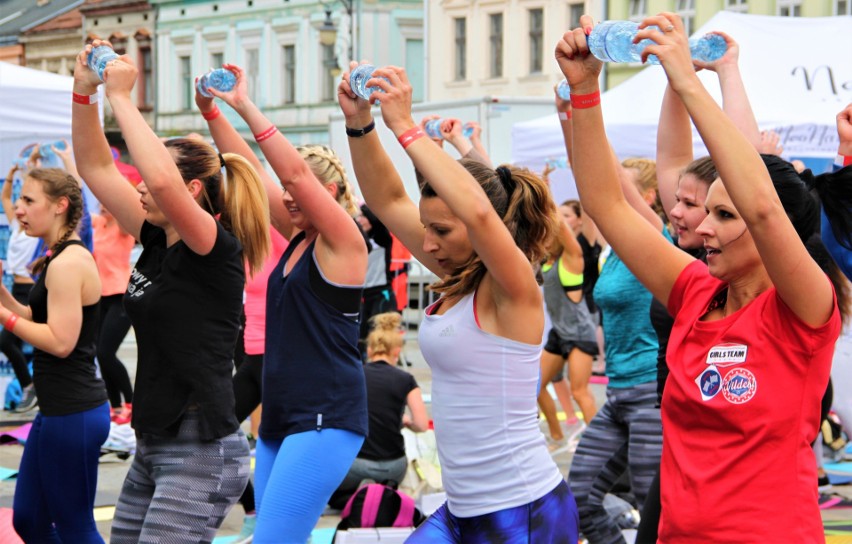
[{"xmin": 543, "ymin": 329, "xmax": 599, "ymax": 361}]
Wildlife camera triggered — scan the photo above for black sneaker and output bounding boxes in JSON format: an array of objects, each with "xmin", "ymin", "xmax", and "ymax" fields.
[
  {"xmin": 14, "ymin": 385, "xmax": 37, "ymax": 413},
  {"xmin": 818, "ymin": 474, "xmax": 832, "ymax": 492}
]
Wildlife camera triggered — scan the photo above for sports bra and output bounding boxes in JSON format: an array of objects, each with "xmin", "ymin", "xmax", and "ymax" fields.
[{"xmin": 542, "ymin": 258, "xmax": 583, "ymax": 293}]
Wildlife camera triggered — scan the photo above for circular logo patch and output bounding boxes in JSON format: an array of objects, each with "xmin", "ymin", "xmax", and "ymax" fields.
[{"xmin": 722, "ymin": 368, "xmax": 757, "ymax": 404}]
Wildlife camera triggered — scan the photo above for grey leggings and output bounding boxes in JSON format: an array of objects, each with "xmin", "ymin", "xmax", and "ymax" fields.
[
  {"xmin": 568, "ymin": 382, "xmax": 662, "ymax": 544},
  {"xmin": 110, "ymin": 412, "xmax": 250, "ymax": 544}
]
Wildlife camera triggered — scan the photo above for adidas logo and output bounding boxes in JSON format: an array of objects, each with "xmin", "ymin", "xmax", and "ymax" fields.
[{"xmin": 439, "ymin": 325, "xmax": 455, "ymax": 337}]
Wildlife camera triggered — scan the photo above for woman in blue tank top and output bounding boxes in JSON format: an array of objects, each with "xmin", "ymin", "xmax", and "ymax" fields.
[
  {"xmin": 339, "ymin": 62, "xmax": 579, "ymax": 543},
  {"xmin": 215, "ymin": 65, "xmax": 369, "ymax": 543}
]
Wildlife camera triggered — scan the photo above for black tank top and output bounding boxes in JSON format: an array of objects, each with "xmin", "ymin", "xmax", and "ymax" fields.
[{"xmin": 30, "ymin": 239, "xmax": 107, "ymax": 416}]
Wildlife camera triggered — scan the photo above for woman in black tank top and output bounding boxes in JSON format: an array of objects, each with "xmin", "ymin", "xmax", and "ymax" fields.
[{"xmin": 0, "ymin": 167, "xmax": 109, "ymax": 543}]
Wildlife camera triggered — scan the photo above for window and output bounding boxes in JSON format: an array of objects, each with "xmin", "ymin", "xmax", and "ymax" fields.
[
  {"xmin": 675, "ymin": 0, "xmax": 695, "ymax": 36},
  {"xmin": 139, "ymin": 44, "xmax": 153, "ymax": 109},
  {"xmin": 628, "ymin": 0, "xmax": 647, "ymax": 21},
  {"xmin": 211, "ymin": 52, "xmax": 224, "ymax": 70},
  {"xmin": 282, "ymin": 44, "xmax": 295, "ymax": 104},
  {"xmin": 777, "ymin": 0, "xmax": 801, "ymax": 16},
  {"xmin": 836, "ymin": 0, "xmax": 851, "ymax": 15},
  {"xmin": 245, "ymin": 48, "xmax": 259, "ymax": 102},
  {"xmin": 528, "ymin": 9, "xmax": 543, "ymax": 74},
  {"xmin": 179, "ymin": 56, "xmax": 192, "ymax": 110},
  {"xmin": 568, "ymin": 2, "xmax": 584, "ymax": 29},
  {"xmin": 454, "ymin": 17, "xmax": 466, "ymax": 81},
  {"xmin": 111, "ymin": 36, "xmax": 127, "ymax": 56},
  {"xmin": 321, "ymin": 43, "xmax": 336, "ymax": 101},
  {"xmin": 489, "ymin": 13, "xmax": 503, "ymax": 78},
  {"xmin": 725, "ymin": 0, "xmax": 748, "ymax": 13}
]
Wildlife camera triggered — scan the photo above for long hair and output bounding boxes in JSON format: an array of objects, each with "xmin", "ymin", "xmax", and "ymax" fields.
[
  {"xmin": 622, "ymin": 157, "xmax": 664, "ymax": 218},
  {"xmin": 164, "ymin": 138, "xmax": 270, "ymax": 276},
  {"xmin": 803, "ymin": 165, "xmax": 852, "ymax": 250},
  {"xmin": 296, "ymin": 144, "xmax": 359, "ymax": 218},
  {"xmin": 367, "ymin": 312, "xmax": 404, "ymax": 359},
  {"xmin": 27, "ymin": 168, "xmax": 83, "ymax": 275},
  {"xmin": 420, "ymin": 159, "xmax": 558, "ymax": 299}
]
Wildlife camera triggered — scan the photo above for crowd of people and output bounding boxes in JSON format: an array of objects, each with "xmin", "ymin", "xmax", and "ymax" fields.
[{"xmin": 2, "ymin": 10, "xmax": 852, "ymax": 544}]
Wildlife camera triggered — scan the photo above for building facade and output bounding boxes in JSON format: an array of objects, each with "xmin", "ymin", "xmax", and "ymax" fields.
[
  {"xmin": 427, "ymin": 0, "xmax": 850, "ymax": 100},
  {"xmin": 0, "ymin": 0, "xmax": 83, "ymax": 66},
  {"xmin": 151, "ymin": 0, "xmax": 424, "ymax": 146},
  {"xmin": 18, "ymin": 7, "xmax": 82, "ymax": 76}
]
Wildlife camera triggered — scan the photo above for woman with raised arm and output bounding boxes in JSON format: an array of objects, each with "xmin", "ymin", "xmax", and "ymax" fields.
[
  {"xmin": 557, "ymin": 13, "xmax": 840, "ymax": 542},
  {"xmin": 72, "ymin": 41, "xmax": 270, "ymax": 543},
  {"xmin": 211, "ymin": 64, "xmax": 368, "ymax": 543},
  {"xmin": 339, "ymin": 63, "xmax": 577, "ymax": 542},
  {"xmin": 5, "ymin": 167, "xmax": 109, "ymax": 543}
]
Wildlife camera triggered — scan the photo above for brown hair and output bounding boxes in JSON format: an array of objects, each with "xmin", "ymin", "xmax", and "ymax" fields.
[
  {"xmin": 681, "ymin": 156, "xmax": 718, "ymax": 186},
  {"xmin": 367, "ymin": 312, "xmax": 404, "ymax": 358},
  {"xmin": 560, "ymin": 199, "xmax": 582, "ymax": 218},
  {"xmin": 164, "ymin": 138, "xmax": 270, "ymax": 276},
  {"xmin": 27, "ymin": 168, "xmax": 83, "ymax": 275},
  {"xmin": 421, "ymin": 159, "xmax": 558, "ymax": 299},
  {"xmin": 296, "ymin": 145, "xmax": 359, "ymax": 217}
]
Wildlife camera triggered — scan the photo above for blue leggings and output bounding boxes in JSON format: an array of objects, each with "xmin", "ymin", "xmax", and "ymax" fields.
[
  {"xmin": 13, "ymin": 403, "xmax": 110, "ymax": 543},
  {"xmin": 406, "ymin": 480, "xmax": 579, "ymax": 543},
  {"xmin": 254, "ymin": 429, "xmax": 364, "ymax": 543}
]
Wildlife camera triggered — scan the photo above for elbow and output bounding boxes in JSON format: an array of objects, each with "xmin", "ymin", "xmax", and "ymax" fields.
[{"xmin": 52, "ymin": 343, "xmax": 75, "ymax": 359}]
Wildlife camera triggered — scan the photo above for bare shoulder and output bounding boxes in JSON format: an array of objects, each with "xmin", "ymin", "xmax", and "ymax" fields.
[{"xmin": 45, "ymin": 244, "xmax": 101, "ymax": 298}]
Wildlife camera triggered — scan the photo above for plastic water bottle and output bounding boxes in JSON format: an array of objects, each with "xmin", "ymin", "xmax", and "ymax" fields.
[
  {"xmin": 425, "ymin": 119, "xmax": 475, "ymax": 139},
  {"xmin": 38, "ymin": 141, "xmax": 67, "ymax": 162},
  {"xmin": 556, "ymin": 79, "xmax": 571, "ymax": 100},
  {"xmin": 87, "ymin": 45, "xmax": 119, "ymax": 81},
  {"xmin": 587, "ymin": 21, "xmax": 727, "ymax": 64},
  {"xmin": 196, "ymin": 68, "xmax": 236, "ymax": 98},
  {"xmin": 350, "ymin": 64, "xmax": 389, "ymax": 101},
  {"xmin": 546, "ymin": 158, "xmax": 568, "ymax": 169}
]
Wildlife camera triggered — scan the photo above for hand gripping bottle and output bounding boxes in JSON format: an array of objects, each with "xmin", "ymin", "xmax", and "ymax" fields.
[
  {"xmin": 349, "ymin": 64, "xmax": 390, "ymax": 101},
  {"xmin": 424, "ymin": 119, "xmax": 475, "ymax": 139},
  {"xmin": 197, "ymin": 68, "xmax": 237, "ymax": 98},
  {"xmin": 587, "ymin": 21, "xmax": 726, "ymax": 64},
  {"xmin": 87, "ymin": 45, "xmax": 119, "ymax": 81}
]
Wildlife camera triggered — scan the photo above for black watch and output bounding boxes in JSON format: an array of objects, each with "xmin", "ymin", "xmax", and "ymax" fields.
[{"xmin": 346, "ymin": 120, "xmax": 376, "ymax": 138}]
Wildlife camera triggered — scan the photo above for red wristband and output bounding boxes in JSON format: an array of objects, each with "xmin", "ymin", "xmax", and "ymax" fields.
[
  {"xmin": 570, "ymin": 90, "xmax": 601, "ymax": 109},
  {"xmin": 4, "ymin": 314, "xmax": 18, "ymax": 333},
  {"xmin": 398, "ymin": 126, "xmax": 426, "ymax": 149},
  {"xmin": 254, "ymin": 125, "xmax": 278, "ymax": 143},
  {"xmin": 201, "ymin": 105, "xmax": 221, "ymax": 121},
  {"xmin": 72, "ymin": 91, "xmax": 98, "ymax": 105},
  {"xmin": 837, "ymin": 154, "xmax": 852, "ymax": 168},
  {"xmin": 558, "ymin": 110, "xmax": 572, "ymax": 121}
]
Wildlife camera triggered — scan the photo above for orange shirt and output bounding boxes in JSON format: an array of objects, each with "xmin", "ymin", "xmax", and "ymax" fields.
[{"xmin": 92, "ymin": 214, "xmax": 136, "ymax": 297}]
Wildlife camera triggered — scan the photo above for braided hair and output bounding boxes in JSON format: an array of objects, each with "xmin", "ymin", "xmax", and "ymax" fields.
[
  {"xmin": 297, "ymin": 145, "xmax": 359, "ymax": 217},
  {"xmin": 27, "ymin": 168, "xmax": 83, "ymax": 275}
]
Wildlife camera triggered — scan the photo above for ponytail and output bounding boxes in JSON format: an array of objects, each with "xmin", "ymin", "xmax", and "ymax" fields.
[
  {"xmin": 367, "ymin": 312, "xmax": 404, "ymax": 358},
  {"xmin": 221, "ymin": 153, "xmax": 271, "ymax": 276}
]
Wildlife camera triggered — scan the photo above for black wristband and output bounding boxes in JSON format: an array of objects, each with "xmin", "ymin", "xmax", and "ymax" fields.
[{"xmin": 346, "ymin": 120, "xmax": 376, "ymax": 138}]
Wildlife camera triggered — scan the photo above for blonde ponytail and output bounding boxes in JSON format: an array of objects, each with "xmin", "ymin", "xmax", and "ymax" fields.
[
  {"xmin": 367, "ymin": 312, "xmax": 404, "ymax": 358},
  {"xmin": 221, "ymin": 153, "xmax": 271, "ymax": 276}
]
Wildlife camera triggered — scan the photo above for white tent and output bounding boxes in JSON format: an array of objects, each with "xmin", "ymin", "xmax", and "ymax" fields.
[{"xmin": 512, "ymin": 12, "xmax": 852, "ymax": 203}]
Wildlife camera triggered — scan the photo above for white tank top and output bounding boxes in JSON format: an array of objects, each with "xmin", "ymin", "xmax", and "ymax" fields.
[
  {"xmin": 419, "ymin": 291, "xmax": 563, "ymax": 517},
  {"xmin": 6, "ymin": 223, "xmax": 40, "ymax": 278}
]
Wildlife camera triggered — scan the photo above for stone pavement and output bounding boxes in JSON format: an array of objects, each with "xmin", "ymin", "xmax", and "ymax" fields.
[{"xmin": 1, "ymin": 331, "xmax": 852, "ymax": 541}]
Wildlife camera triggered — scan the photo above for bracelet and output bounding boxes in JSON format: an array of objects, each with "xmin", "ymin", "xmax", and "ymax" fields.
[
  {"xmin": 72, "ymin": 91, "xmax": 98, "ymax": 105},
  {"xmin": 558, "ymin": 110, "xmax": 572, "ymax": 121},
  {"xmin": 570, "ymin": 90, "xmax": 601, "ymax": 109},
  {"xmin": 201, "ymin": 105, "xmax": 221, "ymax": 121},
  {"xmin": 346, "ymin": 120, "xmax": 376, "ymax": 138},
  {"xmin": 398, "ymin": 126, "xmax": 426, "ymax": 149},
  {"xmin": 4, "ymin": 314, "xmax": 18, "ymax": 333},
  {"xmin": 253, "ymin": 125, "xmax": 278, "ymax": 143}
]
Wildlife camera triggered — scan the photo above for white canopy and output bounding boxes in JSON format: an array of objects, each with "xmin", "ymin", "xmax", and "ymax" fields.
[{"xmin": 512, "ymin": 12, "xmax": 852, "ymax": 202}]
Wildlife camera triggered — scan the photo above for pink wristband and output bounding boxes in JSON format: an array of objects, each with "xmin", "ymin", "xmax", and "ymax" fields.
[
  {"xmin": 4, "ymin": 314, "xmax": 18, "ymax": 333},
  {"xmin": 254, "ymin": 125, "xmax": 278, "ymax": 143},
  {"xmin": 398, "ymin": 126, "xmax": 426, "ymax": 149}
]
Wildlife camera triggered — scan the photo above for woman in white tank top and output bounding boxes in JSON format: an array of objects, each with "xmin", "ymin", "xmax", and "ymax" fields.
[{"xmin": 338, "ymin": 62, "xmax": 580, "ymax": 543}]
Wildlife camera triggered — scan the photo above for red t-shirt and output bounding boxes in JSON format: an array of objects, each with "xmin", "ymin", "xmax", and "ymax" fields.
[{"xmin": 661, "ymin": 260, "xmax": 840, "ymax": 543}]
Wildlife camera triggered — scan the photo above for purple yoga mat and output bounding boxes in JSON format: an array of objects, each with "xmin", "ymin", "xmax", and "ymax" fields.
[{"xmin": 0, "ymin": 422, "xmax": 32, "ymax": 444}]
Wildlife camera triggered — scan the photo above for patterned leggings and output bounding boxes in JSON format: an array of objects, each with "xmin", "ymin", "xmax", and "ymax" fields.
[
  {"xmin": 110, "ymin": 412, "xmax": 250, "ymax": 544},
  {"xmin": 568, "ymin": 382, "xmax": 662, "ymax": 544},
  {"xmin": 406, "ymin": 480, "xmax": 579, "ymax": 543}
]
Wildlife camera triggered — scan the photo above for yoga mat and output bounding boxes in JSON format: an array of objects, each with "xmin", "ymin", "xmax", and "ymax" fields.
[
  {"xmin": 830, "ymin": 474, "xmax": 852, "ymax": 486},
  {"xmin": 825, "ymin": 462, "xmax": 852, "ymax": 475},
  {"xmin": 0, "ymin": 508, "xmax": 23, "ymax": 544},
  {"xmin": 0, "ymin": 423, "xmax": 31, "ymax": 445},
  {"xmin": 0, "ymin": 466, "xmax": 18, "ymax": 481},
  {"xmin": 213, "ymin": 527, "xmax": 336, "ymax": 544}
]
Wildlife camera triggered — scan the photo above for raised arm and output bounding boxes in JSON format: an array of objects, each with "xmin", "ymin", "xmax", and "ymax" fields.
[
  {"xmin": 555, "ymin": 17, "xmax": 692, "ymax": 307},
  {"xmin": 199, "ymin": 65, "xmax": 292, "ymax": 240},
  {"xmin": 53, "ymin": 141, "xmax": 83, "ymax": 186},
  {"xmin": 656, "ymin": 83, "xmax": 694, "ymax": 220},
  {"xmin": 72, "ymin": 43, "xmax": 144, "ymax": 239},
  {"xmin": 466, "ymin": 122, "xmax": 493, "ymax": 168},
  {"xmin": 229, "ymin": 69, "xmax": 364, "ymax": 279},
  {"xmin": 640, "ymin": 13, "xmax": 833, "ymax": 326},
  {"xmin": 2, "ymin": 164, "xmax": 18, "ymax": 224},
  {"xmin": 338, "ymin": 64, "xmax": 439, "ymax": 275},
  {"xmin": 370, "ymin": 65, "xmax": 542, "ymax": 305},
  {"xmin": 693, "ymin": 32, "xmax": 761, "ymax": 150},
  {"xmin": 101, "ymin": 51, "xmax": 218, "ymax": 255}
]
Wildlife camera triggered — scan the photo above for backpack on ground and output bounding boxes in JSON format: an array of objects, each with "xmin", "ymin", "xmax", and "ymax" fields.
[{"xmin": 335, "ymin": 483, "xmax": 424, "ymax": 535}]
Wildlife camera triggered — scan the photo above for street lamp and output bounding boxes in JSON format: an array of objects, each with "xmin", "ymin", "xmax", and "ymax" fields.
[{"xmin": 318, "ymin": 0, "xmax": 356, "ymax": 63}]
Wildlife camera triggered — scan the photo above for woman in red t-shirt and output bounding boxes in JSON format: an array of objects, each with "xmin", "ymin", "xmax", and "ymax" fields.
[{"xmin": 556, "ymin": 12, "xmax": 841, "ymax": 542}]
